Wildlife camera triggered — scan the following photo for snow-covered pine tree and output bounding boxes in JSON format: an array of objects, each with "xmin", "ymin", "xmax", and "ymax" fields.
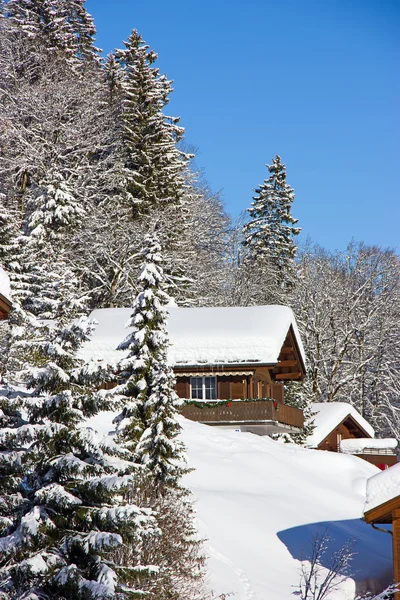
[
  {"xmin": 1, "ymin": 0, "xmax": 105, "ymax": 314},
  {"xmin": 0, "ymin": 195, "xmax": 18, "ymax": 269},
  {"xmin": 0, "ymin": 303, "xmax": 160, "ymax": 598},
  {"xmin": 115, "ymin": 234, "xmax": 186, "ymax": 488},
  {"xmin": 112, "ymin": 29, "xmax": 191, "ymax": 218},
  {"xmin": 278, "ymin": 380, "xmax": 316, "ymax": 445},
  {"xmin": 8, "ymin": 170, "xmax": 87, "ymax": 319},
  {"xmin": 242, "ymin": 155, "xmax": 301, "ymax": 295},
  {"xmin": 3, "ymin": 0, "xmax": 100, "ymax": 69},
  {"xmin": 45, "ymin": 0, "xmax": 100, "ymax": 67},
  {"xmin": 26, "ymin": 173, "xmax": 86, "ymax": 242},
  {"xmin": 134, "ymin": 351, "xmax": 187, "ymax": 487},
  {"xmin": 1, "ymin": 0, "xmax": 45, "ymax": 39},
  {"xmin": 112, "ymin": 234, "xmax": 206, "ymax": 597}
]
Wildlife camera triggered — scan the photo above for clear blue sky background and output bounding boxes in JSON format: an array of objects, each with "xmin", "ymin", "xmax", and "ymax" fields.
[{"xmin": 86, "ymin": 0, "xmax": 399, "ymax": 252}]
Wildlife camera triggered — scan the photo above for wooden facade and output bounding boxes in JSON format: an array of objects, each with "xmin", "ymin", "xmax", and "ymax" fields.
[
  {"xmin": 175, "ymin": 325, "xmax": 306, "ymax": 402},
  {"xmin": 0, "ymin": 293, "xmax": 11, "ymax": 320},
  {"xmin": 175, "ymin": 371, "xmax": 285, "ymax": 403},
  {"xmin": 176, "ymin": 325, "xmax": 306, "ymax": 435},
  {"xmin": 364, "ymin": 497, "xmax": 400, "ymax": 598},
  {"xmin": 318, "ymin": 415, "xmax": 372, "ymax": 452}
]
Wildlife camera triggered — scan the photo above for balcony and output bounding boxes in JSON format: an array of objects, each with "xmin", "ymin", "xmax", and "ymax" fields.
[{"xmin": 181, "ymin": 398, "xmax": 304, "ymax": 436}]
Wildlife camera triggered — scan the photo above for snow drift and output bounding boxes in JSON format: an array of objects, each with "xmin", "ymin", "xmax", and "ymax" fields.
[{"xmin": 86, "ymin": 412, "xmax": 393, "ymax": 600}]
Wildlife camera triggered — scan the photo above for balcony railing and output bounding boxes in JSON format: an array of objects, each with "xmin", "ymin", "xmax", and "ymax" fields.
[
  {"xmin": 181, "ymin": 399, "xmax": 304, "ymax": 430},
  {"xmin": 341, "ymin": 447, "xmax": 397, "ymax": 456}
]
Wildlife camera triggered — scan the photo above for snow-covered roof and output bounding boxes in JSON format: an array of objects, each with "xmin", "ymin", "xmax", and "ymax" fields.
[
  {"xmin": 0, "ymin": 266, "xmax": 11, "ymax": 301},
  {"xmin": 364, "ymin": 462, "xmax": 400, "ymax": 513},
  {"xmin": 306, "ymin": 402, "xmax": 375, "ymax": 448},
  {"xmin": 78, "ymin": 305, "xmax": 305, "ymax": 369},
  {"xmin": 340, "ymin": 438, "xmax": 398, "ymax": 454}
]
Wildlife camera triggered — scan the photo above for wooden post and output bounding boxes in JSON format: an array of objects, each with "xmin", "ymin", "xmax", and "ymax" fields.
[{"xmin": 392, "ymin": 509, "xmax": 400, "ymax": 599}]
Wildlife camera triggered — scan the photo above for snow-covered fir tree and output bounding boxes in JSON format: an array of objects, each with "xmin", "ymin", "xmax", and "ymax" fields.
[
  {"xmin": 112, "ymin": 29, "xmax": 191, "ymax": 218},
  {"xmin": 115, "ymin": 234, "xmax": 186, "ymax": 488},
  {"xmin": 3, "ymin": 0, "xmax": 100, "ymax": 69},
  {"xmin": 0, "ymin": 302, "xmax": 160, "ymax": 598},
  {"xmin": 242, "ymin": 155, "xmax": 301, "ymax": 296},
  {"xmin": 113, "ymin": 234, "xmax": 206, "ymax": 597}
]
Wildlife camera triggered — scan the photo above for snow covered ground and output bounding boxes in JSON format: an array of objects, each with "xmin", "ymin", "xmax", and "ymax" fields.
[{"xmin": 86, "ymin": 412, "xmax": 393, "ymax": 600}]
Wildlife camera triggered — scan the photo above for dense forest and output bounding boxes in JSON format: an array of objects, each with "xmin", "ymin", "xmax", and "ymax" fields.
[{"xmin": 0, "ymin": 2, "xmax": 399, "ymax": 597}]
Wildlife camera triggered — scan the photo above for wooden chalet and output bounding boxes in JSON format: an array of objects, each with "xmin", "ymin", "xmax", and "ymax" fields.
[
  {"xmin": 306, "ymin": 403, "xmax": 398, "ymax": 469},
  {"xmin": 79, "ymin": 305, "xmax": 306, "ymax": 436},
  {"xmin": 0, "ymin": 267, "xmax": 12, "ymax": 319},
  {"xmin": 0, "ymin": 293, "xmax": 11, "ymax": 320},
  {"xmin": 364, "ymin": 464, "xmax": 400, "ymax": 598}
]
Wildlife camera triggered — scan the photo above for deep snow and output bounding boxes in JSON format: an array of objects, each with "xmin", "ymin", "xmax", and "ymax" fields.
[{"xmin": 85, "ymin": 412, "xmax": 393, "ymax": 600}]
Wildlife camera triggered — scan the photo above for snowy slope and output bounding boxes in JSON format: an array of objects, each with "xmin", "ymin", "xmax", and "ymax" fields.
[{"xmin": 86, "ymin": 413, "xmax": 393, "ymax": 600}]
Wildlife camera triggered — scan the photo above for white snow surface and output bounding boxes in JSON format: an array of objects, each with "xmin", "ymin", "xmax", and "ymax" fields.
[
  {"xmin": 0, "ymin": 266, "xmax": 11, "ymax": 300},
  {"xmin": 306, "ymin": 403, "xmax": 375, "ymax": 448},
  {"xmin": 364, "ymin": 462, "xmax": 400, "ymax": 513},
  {"xmin": 78, "ymin": 305, "xmax": 306, "ymax": 368},
  {"xmin": 340, "ymin": 438, "xmax": 398, "ymax": 454},
  {"xmin": 85, "ymin": 412, "xmax": 392, "ymax": 599}
]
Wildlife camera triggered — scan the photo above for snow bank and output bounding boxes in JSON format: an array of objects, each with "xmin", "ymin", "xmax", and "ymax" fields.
[
  {"xmin": 365, "ymin": 462, "xmax": 400, "ymax": 512},
  {"xmin": 341, "ymin": 438, "xmax": 398, "ymax": 455},
  {"xmin": 85, "ymin": 412, "xmax": 392, "ymax": 599},
  {"xmin": 306, "ymin": 402, "xmax": 375, "ymax": 447},
  {"xmin": 0, "ymin": 266, "xmax": 11, "ymax": 300},
  {"xmin": 78, "ymin": 305, "xmax": 305, "ymax": 368}
]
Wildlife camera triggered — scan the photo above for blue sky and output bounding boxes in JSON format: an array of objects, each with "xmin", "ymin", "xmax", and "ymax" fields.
[{"xmin": 86, "ymin": 0, "xmax": 399, "ymax": 252}]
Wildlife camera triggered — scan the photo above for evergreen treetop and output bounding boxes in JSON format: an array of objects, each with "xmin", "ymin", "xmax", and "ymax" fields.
[
  {"xmin": 3, "ymin": 0, "xmax": 100, "ymax": 68},
  {"xmin": 112, "ymin": 29, "xmax": 191, "ymax": 217},
  {"xmin": 243, "ymin": 155, "xmax": 301, "ymax": 282}
]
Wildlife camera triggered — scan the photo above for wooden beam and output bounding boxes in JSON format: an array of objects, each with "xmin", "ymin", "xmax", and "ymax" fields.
[
  {"xmin": 364, "ymin": 494, "xmax": 400, "ymax": 524},
  {"xmin": 281, "ymin": 346, "xmax": 294, "ymax": 353},
  {"xmin": 276, "ymin": 360, "xmax": 297, "ymax": 367},
  {"xmin": 275, "ymin": 372, "xmax": 302, "ymax": 380}
]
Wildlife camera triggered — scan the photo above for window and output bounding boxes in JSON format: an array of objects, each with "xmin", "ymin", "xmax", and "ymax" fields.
[{"xmin": 190, "ymin": 376, "xmax": 217, "ymax": 400}]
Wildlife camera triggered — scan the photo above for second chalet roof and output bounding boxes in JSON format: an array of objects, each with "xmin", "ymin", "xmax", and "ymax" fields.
[
  {"xmin": 306, "ymin": 402, "xmax": 375, "ymax": 448},
  {"xmin": 79, "ymin": 305, "xmax": 306, "ymax": 368}
]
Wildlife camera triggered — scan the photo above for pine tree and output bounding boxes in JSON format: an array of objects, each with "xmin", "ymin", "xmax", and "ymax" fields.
[
  {"xmin": 45, "ymin": 0, "xmax": 100, "ymax": 66},
  {"xmin": 3, "ymin": 0, "xmax": 100, "ymax": 68},
  {"xmin": 115, "ymin": 234, "xmax": 186, "ymax": 488},
  {"xmin": 0, "ymin": 305, "xmax": 159, "ymax": 598},
  {"xmin": 242, "ymin": 155, "xmax": 301, "ymax": 291},
  {"xmin": 26, "ymin": 173, "xmax": 86, "ymax": 241},
  {"xmin": 112, "ymin": 235, "xmax": 206, "ymax": 597},
  {"xmin": 112, "ymin": 29, "xmax": 190, "ymax": 218}
]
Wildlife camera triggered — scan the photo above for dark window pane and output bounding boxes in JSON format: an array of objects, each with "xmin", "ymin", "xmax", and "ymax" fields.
[
  {"xmin": 190, "ymin": 377, "xmax": 203, "ymax": 399},
  {"xmin": 204, "ymin": 377, "xmax": 217, "ymax": 400}
]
